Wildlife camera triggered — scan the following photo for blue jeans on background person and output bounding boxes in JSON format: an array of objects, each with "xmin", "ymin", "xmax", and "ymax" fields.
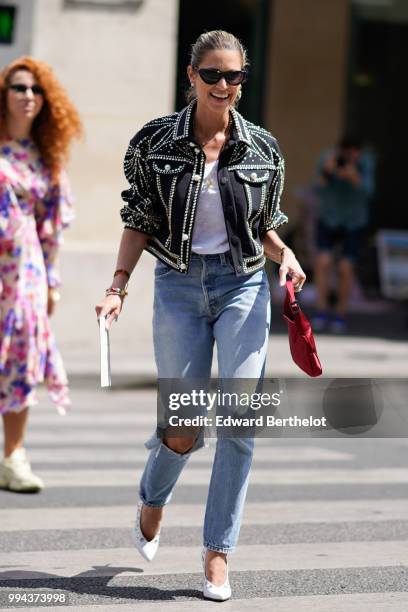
[{"xmin": 138, "ymin": 252, "xmax": 270, "ymax": 553}]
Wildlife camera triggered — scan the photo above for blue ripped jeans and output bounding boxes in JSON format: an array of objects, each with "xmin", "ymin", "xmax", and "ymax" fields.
[{"xmin": 139, "ymin": 252, "xmax": 270, "ymax": 553}]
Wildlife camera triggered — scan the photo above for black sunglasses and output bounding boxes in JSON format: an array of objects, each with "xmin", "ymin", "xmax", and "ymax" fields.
[
  {"xmin": 198, "ymin": 68, "xmax": 248, "ymax": 86},
  {"xmin": 8, "ymin": 84, "xmax": 45, "ymax": 96}
]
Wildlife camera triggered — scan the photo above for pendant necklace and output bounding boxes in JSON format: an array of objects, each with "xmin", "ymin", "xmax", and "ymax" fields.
[{"xmin": 203, "ymin": 167, "xmax": 216, "ymax": 190}]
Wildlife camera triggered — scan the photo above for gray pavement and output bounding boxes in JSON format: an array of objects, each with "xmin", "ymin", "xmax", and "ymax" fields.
[{"xmin": 1, "ymin": 387, "xmax": 408, "ymax": 610}]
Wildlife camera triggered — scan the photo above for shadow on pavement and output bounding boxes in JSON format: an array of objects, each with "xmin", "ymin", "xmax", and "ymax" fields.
[{"xmin": 0, "ymin": 566, "xmax": 204, "ymax": 603}]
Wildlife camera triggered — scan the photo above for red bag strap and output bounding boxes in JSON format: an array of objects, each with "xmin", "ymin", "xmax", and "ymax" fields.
[{"xmin": 285, "ymin": 278, "xmax": 300, "ymax": 315}]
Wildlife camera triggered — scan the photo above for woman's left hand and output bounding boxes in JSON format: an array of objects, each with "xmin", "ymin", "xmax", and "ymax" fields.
[
  {"xmin": 279, "ymin": 249, "xmax": 306, "ymax": 292},
  {"xmin": 47, "ymin": 288, "xmax": 60, "ymax": 316}
]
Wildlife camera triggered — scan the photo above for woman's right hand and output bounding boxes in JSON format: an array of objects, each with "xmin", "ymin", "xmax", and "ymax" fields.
[{"xmin": 95, "ymin": 294, "xmax": 123, "ymax": 330}]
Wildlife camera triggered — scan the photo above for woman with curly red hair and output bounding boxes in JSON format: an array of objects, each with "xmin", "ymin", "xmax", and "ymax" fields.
[{"xmin": 0, "ymin": 57, "xmax": 82, "ymax": 492}]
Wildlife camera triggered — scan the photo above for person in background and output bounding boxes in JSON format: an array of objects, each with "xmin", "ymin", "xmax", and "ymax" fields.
[
  {"xmin": 312, "ymin": 136, "xmax": 375, "ymax": 333},
  {"xmin": 0, "ymin": 57, "xmax": 82, "ymax": 492}
]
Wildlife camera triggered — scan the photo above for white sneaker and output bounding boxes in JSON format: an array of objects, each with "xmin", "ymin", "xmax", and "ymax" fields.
[
  {"xmin": 132, "ymin": 500, "xmax": 161, "ymax": 562},
  {"xmin": 0, "ymin": 448, "xmax": 44, "ymax": 492},
  {"xmin": 202, "ymin": 547, "xmax": 232, "ymax": 602}
]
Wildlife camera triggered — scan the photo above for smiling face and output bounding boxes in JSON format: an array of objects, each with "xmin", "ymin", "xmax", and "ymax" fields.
[
  {"xmin": 6, "ymin": 69, "xmax": 44, "ymax": 126},
  {"xmin": 187, "ymin": 48, "xmax": 243, "ymax": 113}
]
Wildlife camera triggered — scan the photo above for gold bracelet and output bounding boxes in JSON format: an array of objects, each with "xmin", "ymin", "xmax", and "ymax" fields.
[
  {"xmin": 106, "ymin": 291, "xmax": 128, "ymax": 299},
  {"xmin": 113, "ymin": 269, "xmax": 130, "ymax": 281},
  {"xmin": 105, "ymin": 286, "xmax": 128, "ymax": 299}
]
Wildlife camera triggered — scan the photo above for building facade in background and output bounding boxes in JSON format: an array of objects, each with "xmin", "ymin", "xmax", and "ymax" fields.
[
  {"xmin": 1, "ymin": 0, "xmax": 406, "ymax": 251},
  {"xmin": 1, "ymin": 0, "xmax": 179, "ymax": 246}
]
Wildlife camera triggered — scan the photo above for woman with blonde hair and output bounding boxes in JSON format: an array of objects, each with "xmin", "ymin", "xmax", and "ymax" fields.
[
  {"xmin": 96, "ymin": 30, "xmax": 305, "ymax": 601},
  {"xmin": 0, "ymin": 57, "xmax": 82, "ymax": 492}
]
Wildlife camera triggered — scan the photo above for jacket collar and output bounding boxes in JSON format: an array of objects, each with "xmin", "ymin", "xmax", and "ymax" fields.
[{"xmin": 173, "ymin": 99, "xmax": 252, "ymax": 146}]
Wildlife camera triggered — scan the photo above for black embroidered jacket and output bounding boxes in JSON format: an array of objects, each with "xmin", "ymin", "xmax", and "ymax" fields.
[{"xmin": 120, "ymin": 100, "xmax": 288, "ymax": 276}]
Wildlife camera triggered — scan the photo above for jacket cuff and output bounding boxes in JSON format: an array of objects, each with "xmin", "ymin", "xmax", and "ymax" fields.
[
  {"xmin": 260, "ymin": 211, "xmax": 289, "ymax": 236},
  {"xmin": 120, "ymin": 202, "xmax": 161, "ymax": 235}
]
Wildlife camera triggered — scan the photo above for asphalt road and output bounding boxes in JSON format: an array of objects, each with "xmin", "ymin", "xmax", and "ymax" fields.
[{"xmin": 1, "ymin": 386, "xmax": 408, "ymax": 611}]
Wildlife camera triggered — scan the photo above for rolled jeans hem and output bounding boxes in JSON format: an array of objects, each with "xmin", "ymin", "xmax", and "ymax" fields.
[
  {"xmin": 204, "ymin": 542, "xmax": 235, "ymax": 554},
  {"xmin": 138, "ymin": 496, "xmax": 167, "ymax": 509}
]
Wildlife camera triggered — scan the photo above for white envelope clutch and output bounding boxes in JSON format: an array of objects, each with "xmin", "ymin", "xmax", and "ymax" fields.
[{"xmin": 99, "ymin": 316, "xmax": 111, "ymax": 387}]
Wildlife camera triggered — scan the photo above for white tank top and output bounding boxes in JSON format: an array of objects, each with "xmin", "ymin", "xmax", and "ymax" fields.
[{"xmin": 191, "ymin": 160, "xmax": 229, "ymax": 254}]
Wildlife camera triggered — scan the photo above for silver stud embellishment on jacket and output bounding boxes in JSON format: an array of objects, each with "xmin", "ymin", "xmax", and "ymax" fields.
[{"xmin": 120, "ymin": 100, "xmax": 287, "ymax": 275}]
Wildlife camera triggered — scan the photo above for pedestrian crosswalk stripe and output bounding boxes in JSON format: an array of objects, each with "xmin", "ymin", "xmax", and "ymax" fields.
[
  {"xmin": 17, "ymin": 592, "xmax": 408, "ymax": 612},
  {"xmin": 20, "ymin": 467, "xmax": 408, "ymax": 488},
  {"xmin": 25, "ymin": 446, "xmax": 354, "ymax": 464},
  {"xmin": 26, "ymin": 430, "xmax": 154, "ymax": 443},
  {"xmin": 30, "ymin": 414, "xmax": 160, "ymax": 426},
  {"xmin": 1, "ymin": 498, "xmax": 408, "ymax": 532},
  {"xmin": 1, "ymin": 542, "xmax": 408, "ymax": 578}
]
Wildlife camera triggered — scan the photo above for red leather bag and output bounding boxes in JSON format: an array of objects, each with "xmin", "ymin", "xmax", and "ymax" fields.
[{"xmin": 283, "ymin": 279, "xmax": 323, "ymax": 377}]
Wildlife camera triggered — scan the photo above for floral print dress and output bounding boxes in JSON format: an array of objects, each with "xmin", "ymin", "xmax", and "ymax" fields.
[{"xmin": 0, "ymin": 138, "xmax": 74, "ymax": 415}]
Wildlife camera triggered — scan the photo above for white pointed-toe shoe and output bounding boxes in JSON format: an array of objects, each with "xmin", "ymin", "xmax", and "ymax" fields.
[
  {"xmin": 202, "ymin": 547, "xmax": 231, "ymax": 602},
  {"xmin": 132, "ymin": 501, "xmax": 161, "ymax": 562}
]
